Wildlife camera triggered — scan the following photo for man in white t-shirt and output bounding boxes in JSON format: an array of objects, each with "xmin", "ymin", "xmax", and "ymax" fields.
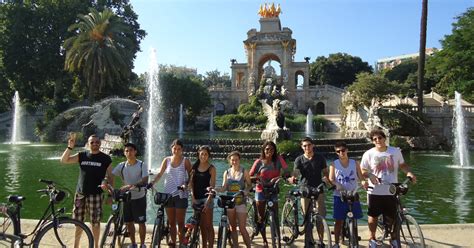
[
  {"xmin": 112, "ymin": 143, "xmax": 148, "ymax": 248},
  {"xmin": 361, "ymin": 130, "xmax": 417, "ymax": 248}
]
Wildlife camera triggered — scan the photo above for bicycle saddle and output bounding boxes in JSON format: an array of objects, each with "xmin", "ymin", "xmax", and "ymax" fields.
[{"xmin": 8, "ymin": 195, "xmax": 25, "ymax": 203}]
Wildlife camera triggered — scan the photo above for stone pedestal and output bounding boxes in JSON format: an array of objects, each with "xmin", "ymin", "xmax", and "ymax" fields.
[{"xmin": 261, "ymin": 128, "xmax": 291, "ymax": 143}]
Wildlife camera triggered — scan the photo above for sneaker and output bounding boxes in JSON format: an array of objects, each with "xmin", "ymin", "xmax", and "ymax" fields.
[
  {"xmin": 127, "ymin": 244, "xmax": 137, "ymax": 248},
  {"xmin": 390, "ymin": 239, "xmax": 399, "ymax": 248},
  {"xmin": 332, "ymin": 244, "xmax": 340, "ymax": 248},
  {"xmin": 368, "ymin": 239, "xmax": 378, "ymax": 248},
  {"xmin": 140, "ymin": 245, "xmax": 146, "ymax": 248}
]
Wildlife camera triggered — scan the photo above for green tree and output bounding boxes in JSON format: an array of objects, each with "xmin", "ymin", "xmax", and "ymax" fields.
[
  {"xmin": 309, "ymin": 53, "xmax": 373, "ymax": 88},
  {"xmin": 203, "ymin": 69, "xmax": 231, "ymax": 88},
  {"xmin": 384, "ymin": 59, "xmax": 418, "ymax": 84},
  {"xmin": 346, "ymin": 72, "xmax": 404, "ymax": 108},
  {"xmin": 426, "ymin": 7, "xmax": 474, "ymax": 102},
  {"xmin": 158, "ymin": 70, "xmax": 211, "ymax": 127},
  {"xmin": 64, "ymin": 8, "xmax": 134, "ymax": 104}
]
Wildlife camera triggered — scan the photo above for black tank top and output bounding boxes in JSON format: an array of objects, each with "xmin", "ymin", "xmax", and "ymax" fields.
[{"xmin": 193, "ymin": 165, "xmax": 212, "ymax": 199}]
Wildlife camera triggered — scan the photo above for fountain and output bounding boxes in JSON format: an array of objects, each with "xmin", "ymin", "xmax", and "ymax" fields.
[
  {"xmin": 146, "ymin": 49, "xmax": 166, "ymax": 171},
  {"xmin": 10, "ymin": 91, "xmax": 22, "ymax": 144},
  {"xmin": 209, "ymin": 112, "xmax": 215, "ymax": 133},
  {"xmin": 178, "ymin": 103, "xmax": 184, "ymax": 137},
  {"xmin": 306, "ymin": 108, "xmax": 313, "ymax": 137},
  {"xmin": 453, "ymin": 91, "xmax": 471, "ymax": 167}
]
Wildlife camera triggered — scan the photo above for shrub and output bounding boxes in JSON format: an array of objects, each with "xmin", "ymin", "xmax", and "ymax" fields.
[
  {"xmin": 390, "ymin": 135, "xmax": 411, "ymax": 151},
  {"xmin": 277, "ymin": 140, "xmax": 300, "ymax": 155}
]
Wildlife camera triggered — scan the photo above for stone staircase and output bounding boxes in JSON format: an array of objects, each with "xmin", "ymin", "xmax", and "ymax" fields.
[{"xmin": 181, "ymin": 137, "xmax": 373, "ymax": 160}]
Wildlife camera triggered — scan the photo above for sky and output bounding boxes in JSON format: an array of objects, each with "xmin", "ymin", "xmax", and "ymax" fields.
[{"xmin": 131, "ymin": 0, "xmax": 473, "ymax": 76}]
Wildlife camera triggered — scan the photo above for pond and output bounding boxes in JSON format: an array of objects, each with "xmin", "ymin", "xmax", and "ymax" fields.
[{"xmin": 0, "ymin": 143, "xmax": 473, "ymax": 225}]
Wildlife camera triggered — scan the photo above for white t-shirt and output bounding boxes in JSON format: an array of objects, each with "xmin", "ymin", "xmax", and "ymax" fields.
[
  {"xmin": 361, "ymin": 146, "xmax": 404, "ymax": 195},
  {"xmin": 112, "ymin": 160, "xmax": 148, "ymax": 199}
]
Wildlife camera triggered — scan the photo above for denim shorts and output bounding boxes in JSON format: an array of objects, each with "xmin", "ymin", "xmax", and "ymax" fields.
[{"xmin": 194, "ymin": 197, "xmax": 214, "ymax": 209}]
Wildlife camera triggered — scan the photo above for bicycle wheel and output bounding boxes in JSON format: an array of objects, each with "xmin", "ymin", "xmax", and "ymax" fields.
[
  {"xmin": 312, "ymin": 214, "xmax": 331, "ymax": 248},
  {"xmin": 33, "ymin": 217, "xmax": 93, "ymax": 248},
  {"xmin": 151, "ymin": 216, "xmax": 164, "ymax": 247},
  {"xmin": 348, "ymin": 218, "xmax": 359, "ymax": 248},
  {"xmin": 281, "ymin": 200, "xmax": 296, "ymax": 245},
  {"xmin": 189, "ymin": 225, "xmax": 201, "ymax": 248},
  {"xmin": 246, "ymin": 200, "xmax": 258, "ymax": 240},
  {"xmin": 0, "ymin": 233, "xmax": 21, "ymax": 248},
  {"xmin": 268, "ymin": 211, "xmax": 281, "ymax": 248},
  {"xmin": 376, "ymin": 215, "xmax": 388, "ymax": 243},
  {"xmin": 101, "ymin": 215, "xmax": 118, "ymax": 247},
  {"xmin": 0, "ymin": 208, "xmax": 18, "ymax": 238},
  {"xmin": 400, "ymin": 215, "xmax": 425, "ymax": 248},
  {"xmin": 217, "ymin": 225, "xmax": 226, "ymax": 248}
]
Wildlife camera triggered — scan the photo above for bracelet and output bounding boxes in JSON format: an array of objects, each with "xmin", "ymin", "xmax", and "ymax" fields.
[{"xmin": 67, "ymin": 146, "xmax": 73, "ymax": 150}]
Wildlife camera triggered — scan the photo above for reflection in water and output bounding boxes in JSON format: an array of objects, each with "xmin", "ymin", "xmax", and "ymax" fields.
[
  {"xmin": 454, "ymin": 169, "xmax": 471, "ymax": 223},
  {"xmin": 5, "ymin": 147, "xmax": 20, "ymax": 193}
]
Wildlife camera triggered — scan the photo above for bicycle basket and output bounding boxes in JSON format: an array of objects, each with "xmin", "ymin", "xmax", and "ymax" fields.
[
  {"xmin": 154, "ymin": 192, "xmax": 171, "ymax": 205},
  {"xmin": 52, "ymin": 190, "xmax": 66, "ymax": 203},
  {"xmin": 217, "ymin": 195, "xmax": 235, "ymax": 209},
  {"xmin": 113, "ymin": 189, "xmax": 131, "ymax": 202}
]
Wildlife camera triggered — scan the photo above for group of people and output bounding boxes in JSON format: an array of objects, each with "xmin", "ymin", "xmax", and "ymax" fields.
[{"xmin": 60, "ymin": 128, "xmax": 416, "ymax": 248}]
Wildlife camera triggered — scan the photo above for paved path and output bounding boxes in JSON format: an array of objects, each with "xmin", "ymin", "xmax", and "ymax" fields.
[{"xmin": 16, "ymin": 219, "xmax": 474, "ymax": 247}]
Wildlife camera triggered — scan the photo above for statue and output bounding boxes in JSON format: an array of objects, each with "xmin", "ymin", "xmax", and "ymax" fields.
[
  {"xmin": 120, "ymin": 104, "xmax": 144, "ymax": 143},
  {"xmin": 260, "ymin": 99, "xmax": 291, "ymax": 142},
  {"xmin": 258, "ymin": 3, "xmax": 281, "ymax": 18}
]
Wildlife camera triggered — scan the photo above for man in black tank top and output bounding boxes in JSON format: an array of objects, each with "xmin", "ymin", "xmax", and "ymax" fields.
[{"xmin": 61, "ymin": 134, "xmax": 113, "ymax": 248}]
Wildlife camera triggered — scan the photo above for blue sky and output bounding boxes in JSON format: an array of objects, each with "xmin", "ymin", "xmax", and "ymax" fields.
[{"xmin": 131, "ymin": 0, "xmax": 473, "ymax": 76}]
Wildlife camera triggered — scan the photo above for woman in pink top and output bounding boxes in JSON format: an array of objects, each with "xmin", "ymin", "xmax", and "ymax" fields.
[{"xmin": 249, "ymin": 140, "xmax": 289, "ymax": 247}]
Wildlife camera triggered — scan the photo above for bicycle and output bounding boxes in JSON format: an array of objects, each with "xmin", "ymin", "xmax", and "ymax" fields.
[
  {"xmin": 150, "ymin": 186, "xmax": 184, "ymax": 248},
  {"xmin": 255, "ymin": 177, "xmax": 284, "ymax": 248},
  {"xmin": 245, "ymin": 188, "xmax": 258, "ymax": 240},
  {"xmin": 181, "ymin": 202, "xmax": 205, "ymax": 248},
  {"xmin": 210, "ymin": 189, "xmax": 244, "ymax": 248},
  {"xmin": 281, "ymin": 182, "xmax": 332, "ymax": 248},
  {"xmin": 0, "ymin": 179, "xmax": 94, "ymax": 247},
  {"xmin": 339, "ymin": 188, "xmax": 361, "ymax": 248},
  {"xmin": 375, "ymin": 176, "xmax": 425, "ymax": 248},
  {"xmin": 100, "ymin": 183, "xmax": 147, "ymax": 247}
]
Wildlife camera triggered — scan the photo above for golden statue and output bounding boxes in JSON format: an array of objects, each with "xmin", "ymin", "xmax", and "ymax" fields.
[{"xmin": 258, "ymin": 3, "xmax": 281, "ymax": 18}]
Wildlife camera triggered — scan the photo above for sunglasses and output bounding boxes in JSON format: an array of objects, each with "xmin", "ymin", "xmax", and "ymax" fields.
[
  {"xmin": 89, "ymin": 141, "xmax": 100, "ymax": 144},
  {"xmin": 372, "ymin": 136, "xmax": 384, "ymax": 141},
  {"xmin": 336, "ymin": 149, "xmax": 346, "ymax": 154},
  {"xmin": 265, "ymin": 147, "xmax": 274, "ymax": 151}
]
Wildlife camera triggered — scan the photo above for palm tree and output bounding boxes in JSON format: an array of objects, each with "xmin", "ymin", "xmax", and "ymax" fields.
[
  {"xmin": 417, "ymin": 0, "xmax": 428, "ymax": 115},
  {"xmin": 64, "ymin": 8, "xmax": 133, "ymax": 104}
]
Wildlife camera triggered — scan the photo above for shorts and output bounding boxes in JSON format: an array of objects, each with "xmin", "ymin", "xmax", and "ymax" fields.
[
  {"xmin": 72, "ymin": 193, "xmax": 102, "ymax": 225},
  {"xmin": 165, "ymin": 195, "xmax": 188, "ymax": 209},
  {"xmin": 301, "ymin": 194, "xmax": 326, "ymax": 217},
  {"xmin": 255, "ymin": 191, "xmax": 278, "ymax": 202},
  {"xmin": 195, "ymin": 197, "xmax": 214, "ymax": 209},
  {"xmin": 333, "ymin": 196, "xmax": 363, "ymax": 220},
  {"xmin": 367, "ymin": 194, "xmax": 397, "ymax": 219},
  {"xmin": 226, "ymin": 204, "xmax": 247, "ymax": 214},
  {"xmin": 123, "ymin": 196, "xmax": 147, "ymax": 223}
]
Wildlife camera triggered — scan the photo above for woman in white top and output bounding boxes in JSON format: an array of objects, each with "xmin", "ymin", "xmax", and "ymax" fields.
[{"xmin": 150, "ymin": 139, "xmax": 192, "ymax": 247}]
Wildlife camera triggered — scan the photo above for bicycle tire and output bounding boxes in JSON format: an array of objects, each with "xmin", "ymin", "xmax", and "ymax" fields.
[
  {"xmin": 33, "ymin": 217, "xmax": 93, "ymax": 248},
  {"xmin": 0, "ymin": 232, "xmax": 21, "ymax": 248},
  {"xmin": 151, "ymin": 216, "xmax": 164, "ymax": 248},
  {"xmin": 376, "ymin": 215, "xmax": 388, "ymax": 242},
  {"xmin": 0, "ymin": 208, "xmax": 18, "ymax": 238},
  {"xmin": 280, "ymin": 199, "xmax": 296, "ymax": 245},
  {"xmin": 217, "ymin": 224, "xmax": 226, "ymax": 248},
  {"xmin": 101, "ymin": 215, "xmax": 118, "ymax": 247},
  {"xmin": 189, "ymin": 225, "xmax": 201, "ymax": 248},
  {"xmin": 311, "ymin": 214, "xmax": 331, "ymax": 248},
  {"xmin": 400, "ymin": 214, "xmax": 425, "ymax": 248},
  {"xmin": 268, "ymin": 210, "xmax": 281, "ymax": 248},
  {"xmin": 348, "ymin": 218, "xmax": 359, "ymax": 248},
  {"xmin": 246, "ymin": 200, "xmax": 258, "ymax": 240}
]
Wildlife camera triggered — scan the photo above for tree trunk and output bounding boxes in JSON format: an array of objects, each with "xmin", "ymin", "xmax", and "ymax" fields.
[{"xmin": 418, "ymin": 0, "xmax": 428, "ymax": 115}]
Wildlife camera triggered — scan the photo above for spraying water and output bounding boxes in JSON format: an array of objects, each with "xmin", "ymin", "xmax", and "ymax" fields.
[
  {"xmin": 306, "ymin": 108, "xmax": 313, "ymax": 136},
  {"xmin": 178, "ymin": 104, "xmax": 184, "ymax": 135},
  {"xmin": 146, "ymin": 49, "xmax": 166, "ymax": 171},
  {"xmin": 453, "ymin": 91, "xmax": 471, "ymax": 167},
  {"xmin": 11, "ymin": 91, "xmax": 22, "ymax": 144}
]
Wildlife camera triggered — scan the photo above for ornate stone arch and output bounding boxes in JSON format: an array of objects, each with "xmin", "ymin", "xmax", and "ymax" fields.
[
  {"xmin": 257, "ymin": 53, "xmax": 281, "ymax": 83},
  {"xmin": 295, "ymin": 70, "xmax": 305, "ymax": 89},
  {"xmin": 315, "ymin": 102, "xmax": 325, "ymax": 114},
  {"xmin": 215, "ymin": 103, "xmax": 225, "ymax": 115}
]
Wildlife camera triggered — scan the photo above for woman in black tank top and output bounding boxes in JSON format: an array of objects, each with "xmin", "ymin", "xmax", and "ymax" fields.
[{"xmin": 189, "ymin": 146, "xmax": 216, "ymax": 248}]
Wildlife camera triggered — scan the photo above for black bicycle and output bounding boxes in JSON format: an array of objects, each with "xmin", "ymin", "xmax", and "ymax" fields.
[
  {"xmin": 339, "ymin": 188, "xmax": 361, "ymax": 248},
  {"xmin": 281, "ymin": 182, "xmax": 332, "ymax": 248},
  {"xmin": 256, "ymin": 177, "xmax": 284, "ymax": 248},
  {"xmin": 150, "ymin": 186, "xmax": 184, "ymax": 248},
  {"xmin": 375, "ymin": 176, "xmax": 425, "ymax": 248},
  {"xmin": 0, "ymin": 179, "xmax": 94, "ymax": 247},
  {"xmin": 181, "ymin": 202, "xmax": 204, "ymax": 248},
  {"xmin": 210, "ymin": 189, "xmax": 244, "ymax": 248},
  {"xmin": 245, "ymin": 187, "xmax": 258, "ymax": 240},
  {"xmin": 100, "ymin": 183, "xmax": 148, "ymax": 247}
]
